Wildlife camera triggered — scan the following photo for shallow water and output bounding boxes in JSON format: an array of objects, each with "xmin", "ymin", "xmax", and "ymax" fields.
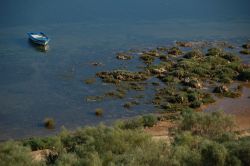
[{"xmin": 0, "ymin": 0, "xmax": 250, "ymax": 140}]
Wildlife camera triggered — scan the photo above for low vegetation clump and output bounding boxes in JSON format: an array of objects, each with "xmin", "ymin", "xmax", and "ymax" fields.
[
  {"xmin": 116, "ymin": 52, "xmax": 132, "ymax": 60},
  {"xmin": 140, "ymin": 53, "xmax": 156, "ymax": 64},
  {"xmin": 213, "ymin": 85, "xmax": 241, "ymax": 98},
  {"xmin": 95, "ymin": 108, "xmax": 104, "ymax": 116},
  {"xmin": 104, "ymin": 90, "xmax": 126, "ymax": 99},
  {"xmin": 168, "ymin": 46, "xmax": 183, "ymax": 55},
  {"xmin": 96, "ymin": 70, "xmax": 149, "ymax": 83},
  {"xmin": 240, "ymin": 49, "xmax": 250, "ymax": 55},
  {"xmin": 84, "ymin": 78, "xmax": 96, "ymax": 84},
  {"xmin": 238, "ymin": 69, "xmax": 250, "ymax": 81},
  {"xmin": 44, "ymin": 118, "xmax": 55, "ymax": 129},
  {"xmin": 183, "ymin": 49, "xmax": 203, "ymax": 59}
]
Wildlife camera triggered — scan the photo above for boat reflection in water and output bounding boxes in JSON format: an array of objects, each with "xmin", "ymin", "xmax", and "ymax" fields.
[{"xmin": 28, "ymin": 39, "xmax": 49, "ymax": 52}]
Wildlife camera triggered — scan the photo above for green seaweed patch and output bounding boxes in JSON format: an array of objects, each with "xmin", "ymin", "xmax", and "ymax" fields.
[
  {"xmin": 158, "ymin": 75, "xmax": 179, "ymax": 83},
  {"xmin": 168, "ymin": 47, "xmax": 183, "ymax": 56},
  {"xmin": 144, "ymin": 50, "xmax": 161, "ymax": 57},
  {"xmin": 123, "ymin": 100, "xmax": 140, "ymax": 109},
  {"xmin": 221, "ymin": 52, "xmax": 240, "ymax": 62},
  {"xmin": 159, "ymin": 55, "xmax": 169, "ymax": 61},
  {"xmin": 182, "ymin": 77, "xmax": 203, "ymax": 89},
  {"xmin": 96, "ymin": 70, "xmax": 149, "ymax": 83},
  {"xmin": 206, "ymin": 48, "xmax": 224, "ymax": 57},
  {"xmin": 86, "ymin": 96, "xmax": 103, "ymax": 102},
  {"xmin": 127, "ymin": 82, "xmax": 145, "ymax": 91},
  {"xmin": 154, "ymin": 86, "xmax": 214, "ymax": 112},
  {"xmin": 156, "ymin": 47, "xmax": 168, "ymax": 51},
  {"xmin": 116, "ymin": 82, "xmax": 146, "ymax": 91},
  {"xmin": 116, "ymin": 53, "xmax": 132, "ymax": 60},
  {"xmin": 84, "ymin": 78, "xmax": 96, "ymax": 84},
  {"xmin": 183, "ymin": 50, "xmax": 203, "ymax": 59},
  {"xmin": 238, "ymin": 69, "xmax": 250, "ymax": 81},
  {"xmin": 147, "ymin": 62, "xmax": 173, "ymax": 75},
  {"xmin": 104, "ymin": 90, "xmax": 126, "ymax": 99},
  {"xmin": 151, "ymin": 82, "xmax": 160, "ymax": 86},
  {"xmin": 240, "ymin": 49, "xmax": 250, "ymax": 55},
  {"xmin": 213, "ymin": 85, "xmax": 241, "ymax": 98},
  {"xmin": 133, "ymin": 94, "xmax": 145, "ymax": 99},
  {"xmin": 140, "ymin": 53, "xmax": 155, "ymax": 64}
]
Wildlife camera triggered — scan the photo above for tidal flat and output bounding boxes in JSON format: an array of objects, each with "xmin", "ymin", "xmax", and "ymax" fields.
[{"xmin": 92, "ymin": 41, "xmax": 250, "ymax": 116}]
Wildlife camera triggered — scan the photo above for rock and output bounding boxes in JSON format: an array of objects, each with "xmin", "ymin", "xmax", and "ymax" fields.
[
  {"xmin": 116, "ymin": 53, "xmax": 132, "ymax": 60},
  {"xmin": 213, "ymin": 85, "xmax": 229, "ymax": 93},
  {"xmin": 31, "ymin": 149, "xmax": 58, "ymax": 162},
  {"xmin": 151, "ymin": 68, "xmax": 167, "ymax": 74},
  {"xmin": 184, "ymin": 50, "xmax": 203, "ymax": 59},
  {"xmin": 242, "ymin": 43, "xmax": 250, "ymax": 49},
  {"xmin": 238, "ymin": 69, "xmax": 250, "ymax": 81},
  {"xmin": 183, "ymin": 77, "xmax": 202, "ymax": 89},
  {"xmin": 144, "ymin": 50, "xmax": 160, "ymax": 57},
  {"xmin": 176, "ymin": 41, "xmax": 193, "ymax": 47},
  {"xmin": 96, "ymin": 70, "xmax": 149, "ymax": 83},
  {"xmin": 91, "ymin": 62, "xmax": 103, "ymax": 66},
  {"xmin": 168, "ymin": 47, "xmax": 182, "ymax": 55}
]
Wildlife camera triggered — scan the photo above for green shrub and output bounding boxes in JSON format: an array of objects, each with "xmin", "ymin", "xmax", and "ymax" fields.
[
  {"xmin": 201, "ymin": 141, "xmax": 228, "ymax": 166},
  {"xmin": 55, "ymin": 153, "xmax": 80, "ymax": 166},
  {"xmin": 171, "ymin": 132, "xmax": 203, "ymax": 165},
  {"xmin": 142, "ymin": 114, "xmax": 158, "ymax": 127},
  {"xmin": 0, "ymin": 141, "xmax": 43, "ymax": 166},
  {"xmin": 23, "ymin": 136, "xmax": 62, "ymax": 152},
  {"xmin": 59, "ymin": 125, "xmax": 168, "ymax": 166},
  {"xmin": 225, "ymin": 137, "xmax": 250, "ymax": 166},
  {"xmin": 118, "ymin": 117, "xmax": 144, "ymax": 129},
  {"xmin": 180, "ymin": 111, "xmax": 235, "ymax": 139}
]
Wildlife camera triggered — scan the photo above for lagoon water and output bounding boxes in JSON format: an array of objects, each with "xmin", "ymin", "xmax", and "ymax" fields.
[{"xmin": 0, "ymin": 0, "xmax": 250, "ymax": 140}]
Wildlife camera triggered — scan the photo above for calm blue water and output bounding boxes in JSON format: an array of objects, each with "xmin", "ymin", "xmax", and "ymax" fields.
[{"xmin": 0, "ymin": 0, "xmax": 250, "ymax": 140}]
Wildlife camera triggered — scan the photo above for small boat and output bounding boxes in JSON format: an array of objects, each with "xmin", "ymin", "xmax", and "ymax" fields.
[{"xmin": 27, "ymin": 32, "xmax": 50, "ymax": 45}]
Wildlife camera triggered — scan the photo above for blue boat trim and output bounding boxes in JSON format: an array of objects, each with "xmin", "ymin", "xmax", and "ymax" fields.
[{"xmin": 27, "ymin": 32, "xmax": 50, "ymax": 46}]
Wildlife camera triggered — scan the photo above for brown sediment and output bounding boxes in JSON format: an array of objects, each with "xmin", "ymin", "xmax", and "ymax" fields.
[{"xmin": 203, "ymin": 83, "xmax": 250, "ymax": 130}]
